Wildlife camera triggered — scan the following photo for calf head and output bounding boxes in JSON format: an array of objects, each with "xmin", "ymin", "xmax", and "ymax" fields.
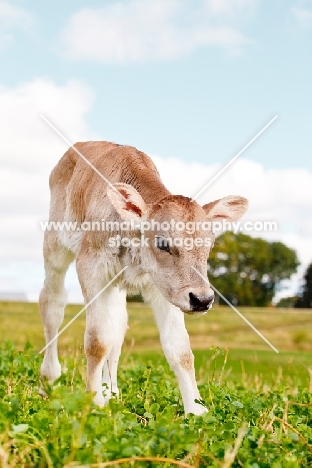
[{"xmin": 107, "ymin": 183, "xmax": 248, "ymax": 314}]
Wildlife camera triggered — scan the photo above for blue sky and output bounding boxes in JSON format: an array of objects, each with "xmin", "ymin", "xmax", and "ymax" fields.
[
  {"xmin": 2, "ymin": 0, "xmax": 312, "ymax": 169},
  {"xmin": 0, "ymin": 0, "xmax": 311, "ymax": 301}
]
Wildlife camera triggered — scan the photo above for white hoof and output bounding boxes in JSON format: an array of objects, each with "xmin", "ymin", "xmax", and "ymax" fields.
[
  {"xmin": 93, "ymin": 386, "xmax": 120, "ymax": 407},
  {"xmin": 93, "ymin": 392, "xmax": 106, "ymax": 407},
  {"xmin": 186, "ymin": 403, "xmax": 208, "ymax": 416},
  {"xmin": 40, "ymin": 361, "xmax": 62, "ymax": 384},
  {"xmin": 38, "ymin": 388, "xmax": 48, "ymax": 398}
]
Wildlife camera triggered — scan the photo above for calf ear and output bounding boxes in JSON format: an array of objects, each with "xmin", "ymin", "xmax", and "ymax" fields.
[
  {"xmin": 203, "ymin": 195, "xmax": 248, "ymax": 221},
  {"xmin": 107, "ymin": 183, "xmax": 148, "ymax": 220}
]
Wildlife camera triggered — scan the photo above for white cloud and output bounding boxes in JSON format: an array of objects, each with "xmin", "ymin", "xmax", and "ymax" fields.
[
  {"xmin": 152, "ymin": 156, "xmax": 312, "ymax": 305},
  {"xmin": 61, "ymin": 0, "xmax": 252, "ymax": 63},
  {"xmin": 202, "ymin": 0, "xmax": 258, "ymax": 17},
  {"xmin": 152, "ymin": 155, "xmax": 312, "ymax": 297},
  {"xmin": 0, "ymin": 1, "xmax": 33, "ymax": 48},
  {"xmin": 0, "ymin": 78, "xmax": 95, "ymax": 300},
  {"xmin": 0, "ymin": 78, "xmax": 94, "ymax": 172},
  {"xmin": 0, "ymin": 77, "xmax": 311, "ymax": 303},
  {"xmin": 0, "ymin": 78, "xmax": 94, "ymax": 266},
  {"xmin": 292, "ymin": 0, "xmax": 312, "ymax": 25}
]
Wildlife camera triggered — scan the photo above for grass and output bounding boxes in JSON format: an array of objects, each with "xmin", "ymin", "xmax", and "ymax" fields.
[
  {"xmin": 1, "ymin": 301, "xmax": 312, "ymax": 353},
  {"xmin": 0, "ymin": 301, "xmax": 312, "ymax": 466}
]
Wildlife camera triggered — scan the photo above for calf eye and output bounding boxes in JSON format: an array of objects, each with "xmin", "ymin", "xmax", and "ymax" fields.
[{"xmin": 155, "ymin": 236, "xmax": 170, "ymax": 253}]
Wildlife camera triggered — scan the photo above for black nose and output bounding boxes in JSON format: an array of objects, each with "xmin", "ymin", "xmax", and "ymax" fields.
[{"xmin": 189, "ymin": 293, "xmax": 214, "ymax": 312}]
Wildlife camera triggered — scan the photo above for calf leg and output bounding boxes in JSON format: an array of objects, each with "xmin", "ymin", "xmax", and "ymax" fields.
[
  {"xmin": 39, "ymin": 238, "xmax": 74, "ymax": 383},
  {"xmin": 77, "ymin": 255, "xmax": 127, "ymax": 407},
  {"xmin": 144, "ymin": 290, "xmax": 207, "ymax": 416},
  {"xmin": 102, "ymin": 288, "xmax": 128, "ymax": 404}
]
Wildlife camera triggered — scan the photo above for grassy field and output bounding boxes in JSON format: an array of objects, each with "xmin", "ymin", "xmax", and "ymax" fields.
[
  {"xmin": 0, "ymin": 301, "xmax": 311, "ymax": 467},
  {"xmin": 1, "ymin": 300, "xmax": 312, "ymax": 353}
]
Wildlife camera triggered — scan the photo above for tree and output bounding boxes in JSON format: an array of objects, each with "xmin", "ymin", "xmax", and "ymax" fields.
[
  {"xmin": 276, "ymin": 296, "xmax": 298, "ymax": 308},
  {"xmin": 295, "ymin": 263, "xmax": 312, "ymax": 308},
  {"xmin": 208, "ymin": 232, "xmax": 299, "ymax": 307}
]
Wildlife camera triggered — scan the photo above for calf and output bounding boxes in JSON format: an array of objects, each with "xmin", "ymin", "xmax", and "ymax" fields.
[{"xmin": 39, "ymin": 142, "xmax": 248, "ymax": 415}]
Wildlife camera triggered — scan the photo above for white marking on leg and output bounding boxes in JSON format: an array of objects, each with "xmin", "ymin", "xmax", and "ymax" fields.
[
  {"xmin": 102, "ymin": 288, "xmax": 128, "ymax": 404},
  {"xmin": 83, "ymin": 286, "xmax": 127, "ymax": 407},
  {"xmin": 39, "ymin": 247, "xmax": 74, "ymax": 383},
  {"xmin": 144, "ymin": 289, "xmax": 207, "ymax": 415}
]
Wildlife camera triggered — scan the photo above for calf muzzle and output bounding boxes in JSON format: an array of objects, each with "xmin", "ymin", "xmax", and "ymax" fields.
[{"xmin": 189, "ymin": 292, "xmax": 214, "ymax": 312}]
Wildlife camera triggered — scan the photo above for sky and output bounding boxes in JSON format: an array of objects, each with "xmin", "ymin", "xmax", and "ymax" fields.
[{"xmin": 0, "ymin": 0, "xmax": 311, "ymax": 303}]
